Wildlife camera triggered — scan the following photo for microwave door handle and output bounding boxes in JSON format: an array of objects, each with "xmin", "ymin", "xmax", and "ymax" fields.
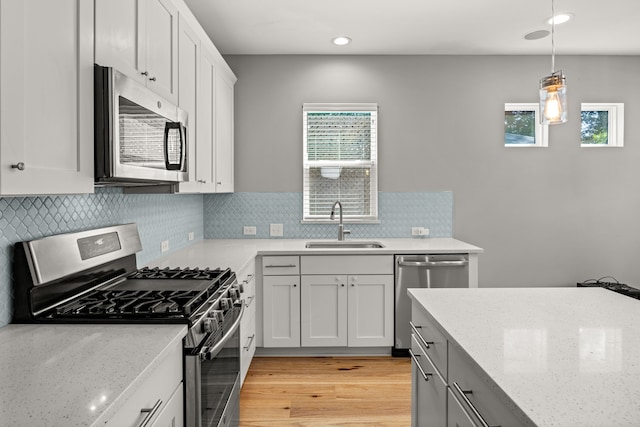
[{"xmin": 163, "ymin": 122, "xmax": 182, "ymax": 171}]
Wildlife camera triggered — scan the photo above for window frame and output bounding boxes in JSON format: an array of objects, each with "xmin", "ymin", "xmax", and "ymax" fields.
[
  {"xmin": 504, "ymin": 103, "xmax": 548, "ymax": 148},
  {"xmin": 302, "ymin": 103, "xmax": 379, "ymax": 224},
  {"xmin": 580, "ymin": 103, "xmax": 624, "ymax": 148}
]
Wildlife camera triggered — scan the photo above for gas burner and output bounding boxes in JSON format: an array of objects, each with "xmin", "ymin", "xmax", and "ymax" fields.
[
  {"xmin": 129, "ymin": 266, "xmax": 227, "ymax": 281},
  {"xmin": 53, "ymin": 288, "xmax": 212, "ymax": 318}
]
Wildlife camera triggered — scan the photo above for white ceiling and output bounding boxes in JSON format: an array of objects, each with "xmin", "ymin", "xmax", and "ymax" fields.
[{"xmin": 183, "ymin": 0, "xmax": 640, "ymax": 55}]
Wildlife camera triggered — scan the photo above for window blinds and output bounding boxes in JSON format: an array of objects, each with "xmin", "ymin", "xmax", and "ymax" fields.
[{"xmin": 303, "ymin": 103, "xmax": 378, "ymax": 222}]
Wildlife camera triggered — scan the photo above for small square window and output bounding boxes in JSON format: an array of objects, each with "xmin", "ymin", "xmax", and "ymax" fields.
[
  {"xmin": 581, "ymin": 103, "xmax": 624, "ymax": 147},
  {"xmin": 504, "ymin": 103, "xmax": 548, "ymax": 147}
]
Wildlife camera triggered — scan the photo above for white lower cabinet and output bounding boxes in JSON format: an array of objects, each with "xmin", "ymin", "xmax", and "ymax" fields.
[
  {"xmin": 106, "ymin": 341, "xmax": 183, "ymax": 427},
  {"xmin": 300, "ymin": 273, "xmax": 394, "ymax": 347},
  {"xmin": 239, "ymin": 260, "xmax": 256, "ymax": 385},
  {"xmin": 263, "ymin": 275, "xmax": 301, "ymax": 347}
]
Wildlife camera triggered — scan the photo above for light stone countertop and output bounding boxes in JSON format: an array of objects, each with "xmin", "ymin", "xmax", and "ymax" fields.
[
  {"xmin": 0, "ymin": 323, "xmax": 186, "ymax": 427},
  {"xmin": 408, "ymin": 287, "xmax": 640, "ymax": 427},
  {"xmin": 150, "ymin": 237, "xmax": 483, "ymax": 271}
]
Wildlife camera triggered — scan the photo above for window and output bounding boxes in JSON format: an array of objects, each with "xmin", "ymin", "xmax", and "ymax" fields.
[
  {"xmin": 581, "ymin": 103, "xmax": 624, "ymax": 147},
  {"xmin": 303, "ymin": 103, "xmax": 378, "ymax": 223},
  {"xmin": 504, "ymin": 103, "xmax": 548, "ymax": 147}
]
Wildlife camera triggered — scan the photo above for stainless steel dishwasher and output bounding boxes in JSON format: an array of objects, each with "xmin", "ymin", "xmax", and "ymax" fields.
[{"xmin": 393, "ymin": 254, "xmax": 469, "ymax": 356}]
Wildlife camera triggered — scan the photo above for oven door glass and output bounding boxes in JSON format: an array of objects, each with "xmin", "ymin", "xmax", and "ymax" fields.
[{"xmin": 199, "ymin": 305, "xmax": 242, "ymax": 427}]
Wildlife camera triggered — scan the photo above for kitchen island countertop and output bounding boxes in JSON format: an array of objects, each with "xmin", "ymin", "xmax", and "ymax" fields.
[
  {"xmin": 0, "ymin": 323, "xmax": 186, "ymax": 426},
  {"xmin": 408, "ymin": 287, "xmax": 640, "ymax": 426}
]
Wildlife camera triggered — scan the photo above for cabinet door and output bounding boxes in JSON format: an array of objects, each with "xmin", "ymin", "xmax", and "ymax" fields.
[
  {"xmin": 347, "ymin": 275, "xmax": 394, "ymax": 347},
  {"xmin": 263, "ymin": 275, "xmax": 300, "ymax": 347},
  {"xmin": 143, "ymin": 0, "xmax": 178, "ymax": 103},
  {"xmin": 195, "ymin": 46, "xmax": 217, "ymax": 192},
  {"xmin": 301, "ymin": 275, "xmax": 347, "ymax": 347},
  {"xmin": 176, "ymin": 15, "xmax": 201, "ymax": 193},
  {"xmin": 0, "ymin": 0, "xmax": 93, "ymax": 195},
  {"xmin": 214, "ymin": 69, "xmax": 234, "ymax": 193},
  {"xmin": 95, "ymin": 0, "xmax": 144, "ymax": 85}
]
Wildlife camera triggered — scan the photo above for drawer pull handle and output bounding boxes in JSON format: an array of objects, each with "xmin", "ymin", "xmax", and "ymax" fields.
[
  {"xmin": 452, "ymin": 382, "xmax": 500, "ymax": 427},
  {"xmin": 242, "ymin": 274, "xmax": 255, "ymax": 284},
  {"xmin": 244, "ymin": 334, "xmax": 256, "ymax": 351},
  {"xmin": 265, "ymin": 264, "xmax": 297, "ymax": 268},
  {"xmin": 245, "ymin": 295, "xmax": 255, "ymax": 308},
  {"xmin": 408, "ymin": 349, "xmax": 433, "ymax": 381},
  {"xmin": 137, "ymin": 399, "xmax": 162, "ymax": 427},
  {"xmin": 410, "ymin": 322, "xmax": 434, "ymax": 349}
]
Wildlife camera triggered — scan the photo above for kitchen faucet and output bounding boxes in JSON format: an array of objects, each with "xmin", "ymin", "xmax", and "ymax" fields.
[{"xmin": 330, "ymin": 201, "xmax": 351, "ymax": 241}]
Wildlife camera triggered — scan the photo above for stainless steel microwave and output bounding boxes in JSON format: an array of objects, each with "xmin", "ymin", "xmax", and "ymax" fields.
[{"xmin": 94, "ymin": 64, "xmax": 188, "ymax": 186}]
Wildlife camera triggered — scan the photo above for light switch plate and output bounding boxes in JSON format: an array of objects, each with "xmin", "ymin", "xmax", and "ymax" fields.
[
  {"xmin": 270, "ymin": 223, "xmax": 283, "ymax": 237},
  {"xmin": 161, "ymin": 240, "xmax": 169, "ymax": 252},
  {"xmin": 243, "ymin": 226, "xmax": 257, "ymax": 235}
]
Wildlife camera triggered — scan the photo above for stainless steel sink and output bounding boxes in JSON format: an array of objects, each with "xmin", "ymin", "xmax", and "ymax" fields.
[{"xmin": 305, "ymin": 240, "xmax": 385, "ymax": 249}]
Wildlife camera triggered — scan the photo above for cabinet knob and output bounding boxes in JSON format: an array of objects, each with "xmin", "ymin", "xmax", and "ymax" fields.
[
  {"xmin": 341, "ymin": 284, "xmax": 345, "ymax": 287},
  {"xmin": 11, "ymin": 162, "xmax": 25, "ymax": 171},
  {"xmin": 293, "ymin": 284, "xmax": 297, "ymax": 287},
  {"xmin": 197, "ymin": 179, "xmax": 206, "ymax": 183},
  {"xmin": 216, "ymin": 181, "xmax": 222, "ymax": 185},
  {"xmin": 148, "ymin": 76, "xmax": 156, "ymax": 82},
  {"xmin": 141, "ymin": 71, "xmax": 149, "ymax": 76}
]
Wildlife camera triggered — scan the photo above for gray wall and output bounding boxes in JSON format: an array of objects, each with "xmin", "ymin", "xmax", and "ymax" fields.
[{"xmin": 226, "ymin": 54, "xmax": 640, "ymax": 287}]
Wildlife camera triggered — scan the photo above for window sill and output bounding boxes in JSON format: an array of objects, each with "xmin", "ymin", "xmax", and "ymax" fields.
[{"xmin": 301, "ymin": 219, "xmax": 381, "ymax": 225}]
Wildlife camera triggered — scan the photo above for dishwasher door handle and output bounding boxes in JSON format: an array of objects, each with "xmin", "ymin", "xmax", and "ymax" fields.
[{"xmin": 397, "ymin": 260, "xmax": 468, "ymax": 268}]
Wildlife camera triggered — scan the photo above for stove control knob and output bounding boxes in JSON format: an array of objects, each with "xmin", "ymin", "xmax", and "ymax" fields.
[
  {"xmin": 229, "ymin": 288, "xmax": 240, "ymax": 299},
  {"xmin": 220, "ymin": 298, "xmax": 233, "ymax": 310},
  {"xmin": 212, "ymin": 310, "xmax": 225, "ymax": 323},
  {"xmin": 237, "ymin": 283, "xmax": 245, "ymax": 293},
  {"xmin": 201, "ymin": 318, "xmax": 215, "ymax": 334}
]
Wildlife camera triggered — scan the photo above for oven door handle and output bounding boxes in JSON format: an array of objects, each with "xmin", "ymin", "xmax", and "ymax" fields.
[{"xmin": 203, "ymin": 303, "xmax": 245, "ymax": 360}]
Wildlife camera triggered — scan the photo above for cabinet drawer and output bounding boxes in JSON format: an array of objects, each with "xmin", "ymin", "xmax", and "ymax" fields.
[
  {"xmin": 410, "ymin": 334, "xmax": 446, "ymax": 427},
  {"xmin": 240, "ymin": 308, "xmax": 256, "ymax": 385},
  {"xmin": 300, "ymin": 255, "xmax": 393, "ymax": 275},
  {"xmin": 262, "ymin": 256, "xmax": 300, "ymax": 275},
  {"xmin": 152, "ymin": 382, "xmax": 184, "ymax": 427},
  {"xmin": 105, "ymin": 341, "xmax": 182, "ymax": 427},
  {"xmin": 449, "ymin": 343, "xmax": 527, "ymax": 427},
  {"xmin": 447, "ymin": 388, "xmax": 476, "ymax": 427},
  {"xmin": 411, "ymin": 303, "xmax": 448, "ymax": 380}
]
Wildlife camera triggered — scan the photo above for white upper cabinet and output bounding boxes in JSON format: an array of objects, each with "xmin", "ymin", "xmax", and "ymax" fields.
[
  {"xmin": 95, "ymin": 0, "xmax": 178, "ymax": 103},
  {"xmin": 175, "ymin": 14, "xmax": 203, "ymax": 193},
  {"xmin": 214, "ymin": 69, "xmax": 235, "ymax": 193},
  {"xmin": 0, "ymin": 0, "xmax": 94, "ymax": 196}
]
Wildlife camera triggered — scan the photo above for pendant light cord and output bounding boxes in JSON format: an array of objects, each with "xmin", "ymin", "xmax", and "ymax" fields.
[{"xmin": 551, "ymin": 0, "xmax": 556, "ymax": 72}]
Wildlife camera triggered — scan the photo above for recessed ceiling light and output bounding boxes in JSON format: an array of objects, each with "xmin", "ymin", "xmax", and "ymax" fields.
[
  {"xmin": 332, "ymin": 36, "xmax": 351, "ymax": 46},
  {"xmin": 546, "ymin": 13, "xmax": 574, "ymax": 25}
]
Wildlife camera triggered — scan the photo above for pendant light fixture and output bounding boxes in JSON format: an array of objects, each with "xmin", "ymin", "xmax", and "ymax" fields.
[{"xmin": 539, "ymin": 0, "xmax": 567, "ymax": 124}]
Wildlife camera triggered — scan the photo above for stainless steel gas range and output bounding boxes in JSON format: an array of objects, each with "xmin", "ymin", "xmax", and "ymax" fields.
[{"xmin": 12, "ymin": 223, "xmax": 242, "ymax": 427}]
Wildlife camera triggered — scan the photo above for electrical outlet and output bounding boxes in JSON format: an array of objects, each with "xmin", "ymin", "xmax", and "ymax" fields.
[
  {"xmin": 243, "ymin": 226, "xmax": 257, "ymax": 236},
  {"xmin": 188, "ymin": 232, "xmax": 194, "ymax": 241},
  {"xmin": 270, "ymin": 223, "xmax": 283, "ymax": 237},
  {"xmin": 161, "ymin": 240, "xmax": 169, "ymax": 252},
  {"xmin": 412, "ymin": 227, "xmax": 430, "ymax": 237}
]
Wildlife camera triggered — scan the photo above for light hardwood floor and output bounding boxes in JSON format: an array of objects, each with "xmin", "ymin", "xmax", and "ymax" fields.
[{"xmin": 239, "ymin": 356, "xmax": 412, "ymax": 426}]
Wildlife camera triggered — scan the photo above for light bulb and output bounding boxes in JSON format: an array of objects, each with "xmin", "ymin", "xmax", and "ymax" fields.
[{"xmin": 544, "ymin": 90, "xmax": 562, "ymax": 121}]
